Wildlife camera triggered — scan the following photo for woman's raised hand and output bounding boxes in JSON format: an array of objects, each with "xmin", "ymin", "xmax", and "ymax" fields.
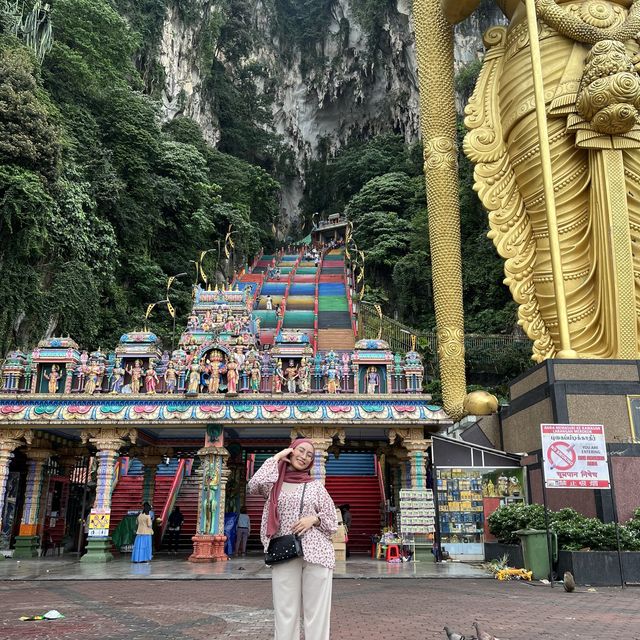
[{"xmin": 274, "ymin": 447, "xmax": 294, "ymax": 462}]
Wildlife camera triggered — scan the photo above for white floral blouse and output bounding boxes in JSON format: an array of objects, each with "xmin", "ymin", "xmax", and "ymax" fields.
[{"xmin": 247, "ymin": 457, "xmax": 338, "ymax": 569}]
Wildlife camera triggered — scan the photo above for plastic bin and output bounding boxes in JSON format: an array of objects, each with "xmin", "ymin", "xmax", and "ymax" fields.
[{"xmin": 515, "ymin": 528, "xmax": 557, "ymax": 580}]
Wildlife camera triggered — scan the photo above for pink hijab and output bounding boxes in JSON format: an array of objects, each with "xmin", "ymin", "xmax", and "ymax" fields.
[{"xmin": 267, "ymin": 439, "xmax": 315, "ymax": 537}]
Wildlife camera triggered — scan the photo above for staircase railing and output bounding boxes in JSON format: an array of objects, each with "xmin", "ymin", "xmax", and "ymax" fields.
[
  {"xmin": 313, "ymin": 251, "xmax": 324, "ymax": 351},
  {"xmin": 358, "ymin": 301, "xmax": 531, "ymax": 365},
  {"xmin": 159, "ymin": 458, "xmax": 187, "ymax": 540},
  {"xmin": 376, "ymin": 457, "xmax": 386, "ymax": 505},
  {"xmin": 110, "ymin": 458, "xmax": 123, "ymax": 498}
]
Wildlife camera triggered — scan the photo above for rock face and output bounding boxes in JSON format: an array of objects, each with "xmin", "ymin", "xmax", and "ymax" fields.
[{"xmin": 154, "ymin": 0, "xmax": 503, "ymax": 224}]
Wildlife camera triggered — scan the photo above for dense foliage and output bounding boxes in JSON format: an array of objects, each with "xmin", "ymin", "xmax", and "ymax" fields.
[
  {"xmin": 488, "ymin": 504, "xmax": 640, "ymax": 552},
  {"xmin": 0, "ymin": 0, "xmax": 280, "ymax": 355}
]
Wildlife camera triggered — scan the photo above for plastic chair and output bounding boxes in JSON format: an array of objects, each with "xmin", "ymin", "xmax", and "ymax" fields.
[{"xmin": 385, "ymin": 544, "xmax": 400, "ymax": 561}]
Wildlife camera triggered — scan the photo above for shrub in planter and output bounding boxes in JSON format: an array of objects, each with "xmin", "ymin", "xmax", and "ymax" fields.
[{"xmin": 488, "ymin": 504, "xmax": 640, "ymax": 551}]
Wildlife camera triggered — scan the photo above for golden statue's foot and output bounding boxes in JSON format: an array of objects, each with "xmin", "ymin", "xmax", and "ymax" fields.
[{"xmin": 463, "ymin": 390, "xmax": 499, "ymax": 416}]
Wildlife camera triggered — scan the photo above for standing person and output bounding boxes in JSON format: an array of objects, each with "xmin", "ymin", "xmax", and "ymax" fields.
[
  {"xmin": 340, "ymin": 504, "xmax": 352, "ymax": 558},
  {"xmin": 166, "ymin": 506, "xmax": 184, "ymax": 554},
  {"xmin": 248, "ymin": 440, "xmax": 337, "ymax": 640},
  {"xmin": 235, "ymin": 506, "xmax": 251, "ymax": 556},
  {"xmin": 266, "ymin": 295, "xmax": 273, "ymax": 310},
  {"xmin": 131, "ymin": 502, "xmax": 153, "ymax": 563}
]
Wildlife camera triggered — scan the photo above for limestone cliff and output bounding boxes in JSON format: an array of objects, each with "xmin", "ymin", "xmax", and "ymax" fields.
[{"xmin": 154, "ymin": 0, "xmax": 503, "ymax": 226}]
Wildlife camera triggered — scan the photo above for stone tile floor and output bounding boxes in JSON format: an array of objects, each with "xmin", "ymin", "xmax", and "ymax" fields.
[
  {"xmin": 0, "ymin": 577, "xmax": 638, "ymax": 640},
  {"xmin": 0, "ymin": 553, "xmax": 488, "ymax": 581}
]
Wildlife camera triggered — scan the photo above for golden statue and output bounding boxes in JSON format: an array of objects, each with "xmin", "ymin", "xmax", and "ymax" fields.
[{"xmin": 413, "ymin": 0, "xmax": 640, "ymax": 418}]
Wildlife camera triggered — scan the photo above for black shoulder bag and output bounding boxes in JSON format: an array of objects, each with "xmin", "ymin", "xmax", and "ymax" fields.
[{"xmin": 265, "ymin": 483, "xmax": 307, "ymax": 566}]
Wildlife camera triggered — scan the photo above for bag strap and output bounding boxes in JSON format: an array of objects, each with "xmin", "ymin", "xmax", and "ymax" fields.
[{"xmin": 298, "ymin": 483, "xmax": 307, "ymax": 518}]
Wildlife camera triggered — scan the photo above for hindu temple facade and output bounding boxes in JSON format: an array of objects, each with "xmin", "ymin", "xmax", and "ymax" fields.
[{"xmin": 0, "ymin": 223, "xmax": 449, "ymax": 562}]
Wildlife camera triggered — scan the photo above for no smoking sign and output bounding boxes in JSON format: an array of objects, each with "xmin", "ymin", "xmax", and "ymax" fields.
[
  {"xmin": 546, "ymin": 441, "xmax": 576, "ymax": 471},
  {"xmin": 540, "ymin": 424, "xmax": 610, "ymax": 489}
]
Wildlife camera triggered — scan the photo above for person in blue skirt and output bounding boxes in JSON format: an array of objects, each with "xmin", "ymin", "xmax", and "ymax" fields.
[{"xmin": 131, "ymin": 502, "xmax": 153, "ymax": 563}]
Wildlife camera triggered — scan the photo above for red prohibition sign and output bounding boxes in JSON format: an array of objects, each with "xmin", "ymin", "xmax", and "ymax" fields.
[{"xmin": 547, "ymin": 441, "xmax": 576, "ymax": 471}]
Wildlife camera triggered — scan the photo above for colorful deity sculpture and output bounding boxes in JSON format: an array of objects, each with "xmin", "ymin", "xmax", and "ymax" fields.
[
  {"xmin": 187, "ymin": 360, "xmax": 201, "ymax": 395},
  {"xmin": 284, "ymin": 360, "xmax": 298, "ymax": 393},
  {"xmin": 366, "ymin": 366, "xmax": 380, "ymax": 395},
  {"xmin": 44, "ymin": 364, "xmax": 62, "ymax": 394},
  {"xmin": 326, "ymin": 361, "xmax": 338, "ymax": 394},
  {"xmin": 250, "ymin": 360, "xmax": 261, "ymax": 393},
  {"xmin": 298, "ymin": 357, "xmax": 311, "ymax": 394},
  {"xmin": 110, "ymin": 359, "xmax": 125, "ymax": 394},
  {"xmin": 273, "ymin": 359, "xmax": 283, "ymax": 393},
  {"xmin": 127, "ymin": 359, "xmax": 144, "ymax": 394},
  {"xmin": 145, "ymin": 364, "xmax": 159, "ymax": 394},
  {"xmin": 226, "ymin": 357, "xmax": 239, "ymax": 394},
  {"xmin": 164, "ymin": 361, "xmax": 178, "ymax": 393},
  {"xmin": 83, "ymin": 362, "xmax": 100, "ymax": 395},
  {"xmin": 206, "ymin": 353, "xmax": 223, "ymax": 394}
]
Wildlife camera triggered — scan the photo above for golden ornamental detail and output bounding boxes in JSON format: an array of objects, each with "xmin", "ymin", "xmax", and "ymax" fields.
[{"xmin": 535, "ymin": 0, "xmax": 640, "ymax": 44}]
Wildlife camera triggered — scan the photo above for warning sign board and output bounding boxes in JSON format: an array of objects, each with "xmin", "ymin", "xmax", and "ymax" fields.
[{"xmin": 541, "ymin": 424, "xmax": 610, "ymax": 489}]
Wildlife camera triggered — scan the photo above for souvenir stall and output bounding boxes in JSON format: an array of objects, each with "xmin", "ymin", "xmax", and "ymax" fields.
[{"xmin": 431, "ymin": 435, "xmax": 524, "ymax": 561}]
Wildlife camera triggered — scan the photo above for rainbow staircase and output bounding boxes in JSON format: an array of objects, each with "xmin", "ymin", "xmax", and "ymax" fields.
[{"xmin": 317, "ymin": 248, "xmax": 355, "ymax": 351}]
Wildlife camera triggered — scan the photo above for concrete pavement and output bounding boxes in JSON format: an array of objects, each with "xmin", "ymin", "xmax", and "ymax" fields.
[{"xmin": 1, "ymin": 578, "xmax": 638, "ymax": 640}]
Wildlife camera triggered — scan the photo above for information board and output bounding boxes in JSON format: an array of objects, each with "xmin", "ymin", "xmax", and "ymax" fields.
[{"xmin": 541, "ymin": 424, "xmax": 610, "ymax": 489}]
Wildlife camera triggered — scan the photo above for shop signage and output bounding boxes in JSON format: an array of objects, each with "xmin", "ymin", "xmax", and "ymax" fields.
[{"xmin": 540, "ymin": 424, "xmax": 610, "ymax": 489}]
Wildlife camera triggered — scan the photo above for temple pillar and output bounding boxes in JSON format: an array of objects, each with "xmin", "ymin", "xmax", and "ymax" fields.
[
  {"xmin": 388, "ymin": 428, "xmax": 431, "ymax": 489},
  {"xmin": 0, "ymin": 430, "xmax": 33, "ymax": 559},
  {"xmin": 80, "ymin": 428, "xmax": 136, "ymax": 562},
  {"xmin": 190, "ymin": 427, "xmax": 229, "ymax": 563},
  {"xmin": 405, "ymin": 440, "xmax": 431, "ymax": 490},
  {"xmin": 13, "ymin": 448, "xmax": 53, "ymax": 558},
  {"xmin": 290, "ymin": 426, "xmax": 345, "ymax": 485}
]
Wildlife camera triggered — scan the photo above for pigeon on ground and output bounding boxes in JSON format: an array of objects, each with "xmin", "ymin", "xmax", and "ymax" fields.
[
  {"xmin": 443, "ymin": 627, "xmax": 468, "ymax": 640},
  {"xmin": 473, "ymin": 622, "xmax": 499, "ymax": 640},
  {"xmin": 563, "ymin": 571, "xmax": 576, "ymax": 592}
]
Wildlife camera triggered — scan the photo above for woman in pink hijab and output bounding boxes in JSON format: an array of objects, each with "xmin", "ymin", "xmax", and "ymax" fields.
[{"xmin": 248, "ymin": 439, "xmax": 338, "ymax": 640}]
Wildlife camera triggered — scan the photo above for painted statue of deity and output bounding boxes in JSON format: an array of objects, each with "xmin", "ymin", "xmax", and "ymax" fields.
[
  {"xmin": 273, "ymin": 359, "xmax": 284, "ymax": 393},
  {"xmin": 226, "ymin": 357, "xmax": 239, "ymax": 394},
  {"xmin": 453, "ymin": 0, "xmax": 640, "ymax": 360},
  {"xmin": 83, "ymin": 362, "xmax": 100, "ymax": 395},
  {"xmin": 326, "ymin": 362, "xmax": 338, "ymax": 394},
  {"xmin": 284, "ymin": 361, "xmax": 298, "ymax": 393},
  {"xmin": 127, "ymin": 359, "xmax": 143, "ymax": 394},
  {"xmin": 44, "ymin": 364, "xmax": 62, "ymax": 394},
  {"xmin": 250, "ymin": 360, "xmax": 261, "ymax": 393},
  {"xmin": 145, "ymin": 364, "xmax": 159, "ymax": 394},
  {"xmin": 298, "ymin": 358, "xmax": 311, "ymax": 394},
  {"xmin": 366, "ymin": 366, "xmax": 380, "ymax": 394},
  {"xmin": 187, "ymin": 360, "xmax": 201, "ymax": 395},
  {"xmin": 164, "ymin": 361, "xmax": 177, "ymax": 394},
  {"xmin": 110, "ymin": 360, "xmax": 125, "ymax": 394}
]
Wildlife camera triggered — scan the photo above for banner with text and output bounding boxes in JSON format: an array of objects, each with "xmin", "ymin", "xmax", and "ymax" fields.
[{"xmin": 541, "ymin": 424, "xmax": 610, "ymax": 489}]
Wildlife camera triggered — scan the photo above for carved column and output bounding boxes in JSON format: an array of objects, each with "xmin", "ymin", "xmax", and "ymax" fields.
[
  {"xmin": 290, "ymin": 426, "xmax": 345, "ymax": 484},
  {"xmin": 80, "ymin": 428, "xmax": 136, "ymax": 562},
  {"xmin": 190, "ymin": 432, "xmax": 229, "ymax": 563},
  {"xmin": 0, "ymin": 430, "xmax": 33, "ymax": 559},
  {"xmin": 388, "ymin": 428, "xmax": 431, "ymax": 489},
  {"xmin": 13, "ymin": 448, "xmax": 53, "ymax": 558}
]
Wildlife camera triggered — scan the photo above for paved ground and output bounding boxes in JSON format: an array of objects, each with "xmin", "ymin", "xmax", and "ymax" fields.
[
  {"xmin": 0, "ymin": 578, "xmax": 638, "ymax": 640},
  {"xmin": 0, "ymin": 554, "xmax": 487, "ymax": 580}
]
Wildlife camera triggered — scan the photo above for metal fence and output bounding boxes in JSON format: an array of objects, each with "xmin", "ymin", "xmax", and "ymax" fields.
[{"xmin": 357, "ymin": 302, "xmax": 531, "ymax": 368}]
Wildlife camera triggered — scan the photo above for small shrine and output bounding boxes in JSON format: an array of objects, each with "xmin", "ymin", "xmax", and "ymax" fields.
[
  {"xmin": 31, "ymin": 337, "xmax": 81, "ymax": 394},
  {"xmin": 352, "ymin": 339, "xmax": 394, "ymax": 394}
]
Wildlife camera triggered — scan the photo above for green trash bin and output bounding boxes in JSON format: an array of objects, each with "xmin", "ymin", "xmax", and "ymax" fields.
[{"xmin": 515, "ymin": 528, "xmax": 558, "ymax": 580}]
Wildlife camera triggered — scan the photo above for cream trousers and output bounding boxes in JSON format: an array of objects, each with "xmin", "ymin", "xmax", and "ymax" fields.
[{"xmin": 271, "ymin": 557, "xmax": 333, "ymax": 640}]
